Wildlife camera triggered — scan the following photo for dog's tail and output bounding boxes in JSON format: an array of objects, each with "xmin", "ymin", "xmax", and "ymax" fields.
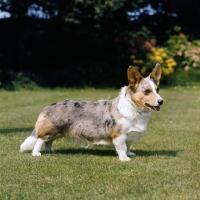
[{"xmin": 20, "ymin": 128, "xmax": 37, "ymax": 152}]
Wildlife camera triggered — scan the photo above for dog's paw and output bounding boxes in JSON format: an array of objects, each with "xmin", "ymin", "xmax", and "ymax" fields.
[
  {"xmin": 127, "ymin": 151, "xmax": 136, "ymax": 157},
  {"xmin": 32, "ymin": 152, "xmax": 41, "ymax": 156},
  {"xmin": 44, "ymin": 150, "xmax": 54, "ymax": 154},
  {"xmin": 119, "ymin": 156, "xmax": 131, "ymax": 162}
]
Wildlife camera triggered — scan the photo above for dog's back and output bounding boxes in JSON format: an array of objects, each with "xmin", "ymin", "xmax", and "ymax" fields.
[{"xmin": 35, "ymin": 98, "xmax": 122, "ymax": 143}]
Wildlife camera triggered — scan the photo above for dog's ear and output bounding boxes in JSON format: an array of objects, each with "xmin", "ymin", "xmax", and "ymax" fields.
[
  {"xmin": 150, "ymin": 63, "xmax": 162, "ymax": 86},
  {"xmin": 127, "ymin": 66, "xmax": 143, "ymax": 90}
]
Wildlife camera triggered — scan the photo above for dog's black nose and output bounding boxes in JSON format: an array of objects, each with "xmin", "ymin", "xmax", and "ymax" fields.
[{"xmin": 158, "ymin": 99, "xmax": 163, "ymax": 105}]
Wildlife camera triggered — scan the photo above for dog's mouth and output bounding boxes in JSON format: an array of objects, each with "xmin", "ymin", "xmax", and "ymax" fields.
[{"xmin": 145, "ymin": 103, "xmax": 160, "ymax": 111}]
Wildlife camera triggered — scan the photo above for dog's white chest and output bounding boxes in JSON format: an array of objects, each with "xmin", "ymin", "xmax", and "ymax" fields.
[
  {"xmin": 117, "ymin": 92, "xmax": 151, "ymax": 132},
  {"xmin": 119, "ymin": 111, "xmax": 150, "ymax": 133},
  {"xmin": 120, "ymin": 112, "xmax": 150, "ymax": 144},
  {"xmin": 126, "ymin": 131, "xmax": 144, "ymax": 143},
  {"xmin": 132, "ymin": 112, "xmax": 150, "ymax": 132}
]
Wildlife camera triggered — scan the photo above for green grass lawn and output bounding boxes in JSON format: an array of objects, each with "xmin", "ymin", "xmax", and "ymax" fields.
[{"xmin": 0, "ymin": 87, "xmax": 200, "ymax": 200}]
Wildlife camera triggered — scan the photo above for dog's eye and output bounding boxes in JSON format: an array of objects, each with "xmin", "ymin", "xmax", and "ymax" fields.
[
  {"xmin": 157, "ymin": 88, "xmax": 159, "ymax": 93},
  {"xmin": 144, "ymin": 89, "xmax": 151, "ymax": 95}
]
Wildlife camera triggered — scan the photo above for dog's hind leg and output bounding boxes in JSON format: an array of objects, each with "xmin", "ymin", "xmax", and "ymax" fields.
[
  {"xmin": 112, "ymin": 134, "xmax": 131, "ymax": 162},
  {"xmin": 44, "ymin": 140, "xmax": 54, "ymax": 153},
  {"xmin": 126, "ymin": 144, "xmax": 136, "ymax": 157}
]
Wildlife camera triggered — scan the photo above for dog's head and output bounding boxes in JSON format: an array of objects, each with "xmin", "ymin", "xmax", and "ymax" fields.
[{"xmin": 127, "ymin": 63, "xmax": 163, "ymax": 111}]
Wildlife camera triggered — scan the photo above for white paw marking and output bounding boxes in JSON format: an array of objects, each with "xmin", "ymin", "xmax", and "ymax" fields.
[
  {"xmin": 119, "ymin": 156, "xmax": 131, "ymax": 162},
  {"xmin": 32, "ymin": 152, "xmax": 41, "ymax": 156}
]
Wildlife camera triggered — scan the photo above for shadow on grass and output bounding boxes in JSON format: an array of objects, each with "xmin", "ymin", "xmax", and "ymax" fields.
[
  {"xmin": 54, "ymin": 148, "xmax": 116, "ymax": 157},
  {"xmin": 0, "ymin": 128, "xmax": 33, "ymax": 134},
  {"xmin": 133, "ymin": 150, "xmax": 178, "ymax": 157},
  {"xmin": 54, "ymin": 148, "xmax": 178, "ymax": 157}
]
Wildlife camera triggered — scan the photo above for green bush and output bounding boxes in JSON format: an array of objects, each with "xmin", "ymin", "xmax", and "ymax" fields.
[
  {"xmin": 128, "ymin": 28, "xmax": 200, "ymax": 85},
  {"xmin": 1, "ymin": 26, "xmax": 200, "ymax": 90},
  {"xmin": 166, "ymin": 33, "xmax": 200, "ymax": 71}
]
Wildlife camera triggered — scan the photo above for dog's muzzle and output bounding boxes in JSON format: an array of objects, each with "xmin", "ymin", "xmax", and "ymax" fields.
[
  {"xmin": 157, "ymin": 99, "xmax": 163, "ymax": 105},
  {"xmin": 145, "ymin": 99, "xmax": 164, "ymax": 111}
]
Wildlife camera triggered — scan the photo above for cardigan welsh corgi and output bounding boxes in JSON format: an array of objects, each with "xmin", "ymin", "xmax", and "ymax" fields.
[{"xmin": 20, "ymin": 63, "xmax": 163, "ymax": 161}]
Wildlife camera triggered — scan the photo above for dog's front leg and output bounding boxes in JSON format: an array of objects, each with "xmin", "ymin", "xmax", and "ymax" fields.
[
  {"xmin": 112, "ymin": 135, "xmax": 131, "ymax": 162},
  {"xmin": 32, "ymin": 138, "xmax": 45, "ymax": 156}
]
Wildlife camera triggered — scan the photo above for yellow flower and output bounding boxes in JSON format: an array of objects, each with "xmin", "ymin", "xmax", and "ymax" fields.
[
  {"xmin": 133, "ymin": 59, "xmax": 144, "ymax": 65},
  {"xmin": 166, "ymin": 58, "xmax": 174, "ymax": 63},
  {"xmin": 168, "ymin": 67, "xmax": 174, "ymax": 73},
  {"xmin": 137, "ymin": 60, "xmax": 143, "ymax": 64},
  {"xmin": 161, "ymin": 53, "xmax": 167, "ymax": 58},
  {"xmin": 172, "ymin": 61, "xmax": 177, "ymax": 67},
  {"xmin": 157, "ymin": 59, "xmax": 164, "ymax": 64},
  {"xmin": 166, "ymin": 58, "xmax": 177, "ymax": 67},
  {"xmin": 149, "ymin": 55, "xmax": 155, "ymax": 61},
  {"xmin": 167, "ymin": 63, "xmax": 172, "ymax": 68},
  {"xmin": 158, "ymin": 48, "xmax": 164, "ymax": 52},
  {"xmin": 151, "ymin": 47, "xmax": 156, "ymax": 53},
  {"xmin": 155, "ymin": 56, "xmax": 163, "ymax": 62},
  {"xmin": 162, "ymin": 68, "xmax": 170, "ymax": 75}
]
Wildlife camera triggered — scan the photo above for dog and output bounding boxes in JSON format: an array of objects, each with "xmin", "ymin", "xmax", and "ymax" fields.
[{"xmin": 20, "ymin": 63, "xmax": 163, "ymax": 161}]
